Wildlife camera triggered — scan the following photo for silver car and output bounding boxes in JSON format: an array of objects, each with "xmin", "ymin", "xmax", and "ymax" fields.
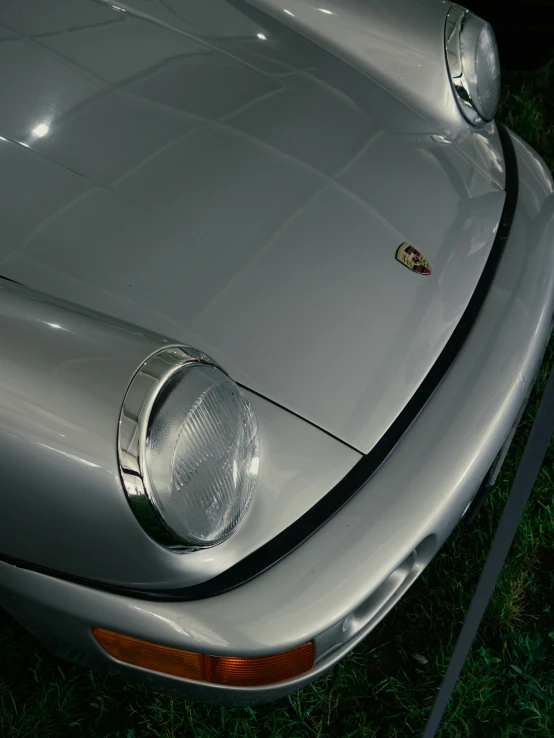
[{"xmin": 1, "ymin": 0, "xmax": 553, "ymax": 705}]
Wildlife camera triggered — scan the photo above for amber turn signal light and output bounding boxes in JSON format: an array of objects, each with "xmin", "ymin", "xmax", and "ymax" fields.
[{"xmin": 92, "ymin": 628, "xmax": 314, "ymax": 687}]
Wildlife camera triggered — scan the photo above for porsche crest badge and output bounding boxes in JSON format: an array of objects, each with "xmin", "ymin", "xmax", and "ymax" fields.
[{"xmin": 396, "ymin": 242, "xmax": 431, "ymax": 275}]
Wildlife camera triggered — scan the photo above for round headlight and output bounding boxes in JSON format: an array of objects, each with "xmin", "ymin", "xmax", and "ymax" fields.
[
  {"xmin": 445, "ymin": 6, "xmax": 501, "ymax": 125},
  {"xmin": 118, "ymin": 347, "xmax": 259, "ymax": 549}
]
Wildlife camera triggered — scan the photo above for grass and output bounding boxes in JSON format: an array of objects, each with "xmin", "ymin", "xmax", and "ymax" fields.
[{"xmin": 1, "ymin": 63, "xmax": 554, "ymax": 738}]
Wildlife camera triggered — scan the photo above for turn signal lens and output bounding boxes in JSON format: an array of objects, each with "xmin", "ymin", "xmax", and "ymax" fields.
[
  {"xmin": 92, "ymin": 628, "xmax": 204, "ymax": 680},
  {"xmin": 203, "ymin": 647, "xmax": 314, "ymax": 686},
  {"xmin": 92, "ymin": 628, "xmax": 314, "ymax": 686}
]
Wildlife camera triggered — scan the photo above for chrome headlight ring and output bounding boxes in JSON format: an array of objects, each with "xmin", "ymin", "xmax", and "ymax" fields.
[
  {"xmin": 118, "ymin": 346, "xmax": 259, "ymax": 550},
  {"xmin": 445, "ymin": 5, "xmax": 501, "ymax": 126}
]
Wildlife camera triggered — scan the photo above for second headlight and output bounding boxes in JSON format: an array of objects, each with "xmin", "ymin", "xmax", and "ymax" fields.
[
  {"xmin": 445, "ymin": 6, "xmax": 501, "ymax": 125},
  {"xmin": 118, "ymin": 347, "xmax": 259, "ymax": 549}
]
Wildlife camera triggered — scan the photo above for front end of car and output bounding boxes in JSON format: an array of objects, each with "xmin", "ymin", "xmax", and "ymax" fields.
[{"xmin": 1, "ymin": 0, "xmax": 554, "ymax": 704}]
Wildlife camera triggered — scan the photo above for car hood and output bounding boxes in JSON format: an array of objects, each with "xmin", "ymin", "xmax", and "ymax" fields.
[{"xmin": 0, "ymin": 0, "xmax": 506, "ymax": 454}]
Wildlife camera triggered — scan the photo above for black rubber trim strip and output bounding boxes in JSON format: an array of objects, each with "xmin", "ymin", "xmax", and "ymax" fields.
[{"xmin": 0, "ymin": 123, "xmax": 519, "ymax": 602}]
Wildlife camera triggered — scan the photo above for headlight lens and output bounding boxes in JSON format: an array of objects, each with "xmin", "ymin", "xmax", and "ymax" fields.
[
  {"xmin": 118, "ymin": 348, "xmax": 259, "ymax": 549},
  {"xmin": 445, "ymin": 7, "xmax": 501, "ymax": 125},
  {"xmin": 146, "ymin": 363, "xmax": 258, "ymax": 546}
]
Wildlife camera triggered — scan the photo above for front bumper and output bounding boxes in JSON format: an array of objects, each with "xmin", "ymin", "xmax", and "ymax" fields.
[{"xmin": 1, "ymin": 130, "xmax": 554, "ymax": 705}]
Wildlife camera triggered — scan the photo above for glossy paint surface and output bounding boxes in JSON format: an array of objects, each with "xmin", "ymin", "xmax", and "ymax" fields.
[
  {"xmin": 1, "ymin": 132, "xmax": 553, "ymax": 702},
  {"xmin": 246, "ymin": 0, "xmax": 465, "ymax": 132},
  {"xmin": 0, "ymin": 281, "xmax": 360, "ymax": 585},
  {"xmin": 0, "ymin": 0, "xmax": 506, "ymax": 453}
]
